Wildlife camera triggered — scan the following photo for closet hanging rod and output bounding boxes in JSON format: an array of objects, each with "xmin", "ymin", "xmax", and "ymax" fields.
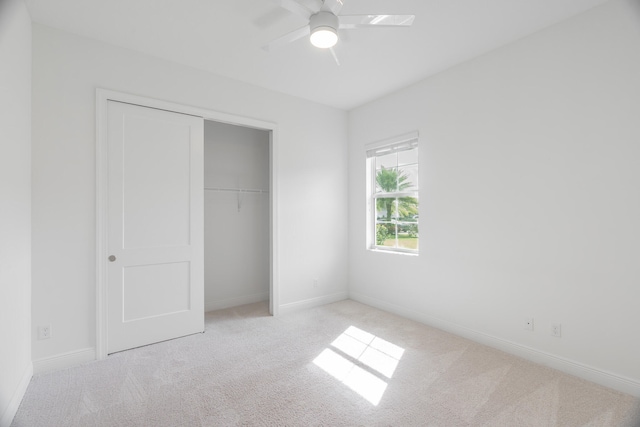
[{"xmin": 204, "ymin": 187, "xmax": 269, "ymax": 194}]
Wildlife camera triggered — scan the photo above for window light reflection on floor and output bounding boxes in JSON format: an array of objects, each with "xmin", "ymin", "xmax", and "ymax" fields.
[{"xmin": 312, "ymin": 326, "xmax": 405, "ymax": 405}]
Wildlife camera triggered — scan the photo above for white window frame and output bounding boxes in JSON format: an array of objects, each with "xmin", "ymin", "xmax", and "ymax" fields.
[{"xmin": 366, "ymin": 132, "xmax": 419, "ymax": 255}]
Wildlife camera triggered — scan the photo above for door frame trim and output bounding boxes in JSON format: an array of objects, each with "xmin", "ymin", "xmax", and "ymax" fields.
[{"xmin": 96, "ymin": 88, "xmax": 280, "ymax": 360}]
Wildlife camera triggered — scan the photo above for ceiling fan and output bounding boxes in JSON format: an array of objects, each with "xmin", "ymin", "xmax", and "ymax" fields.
[{"xmin": 264, "ymin": 0, "xmax": 415, "ymax": 64}]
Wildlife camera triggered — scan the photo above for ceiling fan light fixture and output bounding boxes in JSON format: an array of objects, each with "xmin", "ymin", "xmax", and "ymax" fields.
[
  {"xmin": 309, "ymin": 11, "xmax": 339, "ymax": 49},
  {"xmin": 310, "ymin": 27, "xmax": 338, "ymax": 48}
]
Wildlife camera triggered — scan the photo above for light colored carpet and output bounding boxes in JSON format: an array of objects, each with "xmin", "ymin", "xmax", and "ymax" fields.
[{"xmin": 13, "ymin": 300, "xmax": 640, "ymax": 426}]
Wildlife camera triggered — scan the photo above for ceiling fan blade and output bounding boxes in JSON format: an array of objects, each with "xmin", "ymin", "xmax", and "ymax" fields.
[
  {"xmin": 273, "ymin": 0, "xmax": 319, "ymax": 19},
  {"xmin": 329, "ymin": 47, "xmax": 341, "ymax": 66},
  {"xmin": 320, "ymin": 0, "xmax": 344, "ymax": 15},
  {"xmin": 339, "ymin": 15, "xmax": 415, "ymax": 29},
  {"xmin": 263, "ymin": 25, "xmax": 310, "ymax": 51}
]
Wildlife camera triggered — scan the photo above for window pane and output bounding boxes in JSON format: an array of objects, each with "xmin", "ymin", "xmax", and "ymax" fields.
[
  {"xmin": 397, "ymin": 165, "xmax": 418, "ymax": 192},
  {"xmin": 375, "ymin": 197, "xmax": 396, "ymax": 221},
  {"xmin": 376, "ymin": 152, "xmax": 397, "ymax": 169},
  {"xmin": 375, "ymin": 223, "xmax": 396, "ymax": 248},
  {"xmin": 375, "ymin": 167, "xmax": 399, "ymax": 193},
  {"xmin": 397, "ymin": 148, "xmax": 417, "ymax": 167},
  {"xmin": 397, "ymin": 221, "xmax": 419, "ymax": 250}
]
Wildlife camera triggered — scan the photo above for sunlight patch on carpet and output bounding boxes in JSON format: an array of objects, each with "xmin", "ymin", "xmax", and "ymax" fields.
[{"xmin": 313, "ymin": 326, "xmax": 404, "ymax": 405}]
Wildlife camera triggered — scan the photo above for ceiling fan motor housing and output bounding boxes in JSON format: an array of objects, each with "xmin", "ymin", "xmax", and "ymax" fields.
[
  {"xmin": 309, "ymin": 11, "xmax": 339, "ymax": 48},
  {"xmin": 310, "ymin": 11, "xmax": 339, "ymax": 34}
]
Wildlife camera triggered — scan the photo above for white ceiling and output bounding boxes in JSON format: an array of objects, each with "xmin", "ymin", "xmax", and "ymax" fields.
[{"xmin": 25, "ymin": 0, "xmax": 608, "ymax": 110}]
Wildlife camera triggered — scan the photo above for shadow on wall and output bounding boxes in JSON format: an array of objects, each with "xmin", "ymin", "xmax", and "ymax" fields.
[{"xmin": 627, "ymin": 0, "xmax": 640, "ymax": 37}]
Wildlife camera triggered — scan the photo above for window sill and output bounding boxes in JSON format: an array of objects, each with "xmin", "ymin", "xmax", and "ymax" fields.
[{"xmin": 368, "ymin": 248, "xmax": 419, "ymax": 257}]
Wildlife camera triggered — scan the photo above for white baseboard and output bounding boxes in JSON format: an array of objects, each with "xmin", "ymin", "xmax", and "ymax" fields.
[
  {"xmin": 349, "ymin": 291, "xmax": 640, "ymax": 398},
  {"xmin": 278, "ymin": 291, "xmax": 348, "ymax": 316},
  {"xmin": 33, "ymin": 347, "xmax": 96, "ymax": 375},
  {"xmin": 0, "ymin": 362, "xmax": 32, "ymax": 427},
  {"xmin": 205, "ymin": 292, "xmax": 269, "ymax": 312}
]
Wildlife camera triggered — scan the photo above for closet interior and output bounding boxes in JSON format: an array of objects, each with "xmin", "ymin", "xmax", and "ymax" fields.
[{"xmin": 204, "ymin": 120, "xmax": 270, "ymax": 312}]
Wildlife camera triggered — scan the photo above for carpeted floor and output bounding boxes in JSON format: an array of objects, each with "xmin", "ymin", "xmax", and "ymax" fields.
[{"xmin": 13, "ymin": 300, "xmax": 640, "ymax": 426}]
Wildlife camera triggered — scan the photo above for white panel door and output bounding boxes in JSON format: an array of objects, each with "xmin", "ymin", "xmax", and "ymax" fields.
[{"xmin": 107, "ymin": 100, "xmax": 204, "ymax": 354}]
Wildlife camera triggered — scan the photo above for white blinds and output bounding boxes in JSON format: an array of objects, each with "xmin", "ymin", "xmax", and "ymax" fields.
[{"xmin": 365, "ymin": 131, "xmax": 419, "ymax": 158}]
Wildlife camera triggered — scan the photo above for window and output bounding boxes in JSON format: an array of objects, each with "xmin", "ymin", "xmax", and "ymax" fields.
[{"xmin": 366, "ymin": 133, "xmax": 419, "ymax": 254}]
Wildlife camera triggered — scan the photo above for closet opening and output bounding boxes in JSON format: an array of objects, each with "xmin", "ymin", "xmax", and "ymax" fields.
[{"xmin": 204, "ymin": 120, "xmax": 272, "ymax": 313}]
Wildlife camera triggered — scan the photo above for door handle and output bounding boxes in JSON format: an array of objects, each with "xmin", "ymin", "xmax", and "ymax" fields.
[{"xmin": 108, "ymin": 255, "xmax": 116, "ymax": 262}]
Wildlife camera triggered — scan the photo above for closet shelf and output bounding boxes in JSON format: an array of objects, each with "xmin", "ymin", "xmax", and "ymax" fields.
[{"xmin": 204, "ymin": 187, "xmax": 269, "ymax": 194}]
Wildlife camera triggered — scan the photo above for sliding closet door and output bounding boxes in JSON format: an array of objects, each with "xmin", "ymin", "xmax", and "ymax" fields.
[{"xmin": 106, "ymin": 100, "xmax": 204, "ymax": 354}]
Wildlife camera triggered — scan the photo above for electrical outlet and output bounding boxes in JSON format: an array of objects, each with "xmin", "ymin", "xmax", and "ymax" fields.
[
  {"xmin": 524, "ymin": 317, "xmax": 534, "ymax": 331},
  {"xmin": 551, "ymin": 323, "xmax": 562, "ymax": 337},
  {"xmin": 38, "ymin": 325, "xmax": 51, "ymax": 340},
  {"xmin": 313, "ymin": 278, "xmax": 319, "ymax": 288}
]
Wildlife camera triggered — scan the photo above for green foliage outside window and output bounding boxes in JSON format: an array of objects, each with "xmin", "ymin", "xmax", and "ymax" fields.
[
  {"xmin": 376, "ymin": 224, "xmax": 391, "ymax": 245},
  {"xmin": 375, "ymin": 167, "xmax": 418, "ymax": 221}
]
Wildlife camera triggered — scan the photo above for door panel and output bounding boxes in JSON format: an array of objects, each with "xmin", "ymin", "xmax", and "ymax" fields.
[
  {"xmin": 122, "ymin": 262, "xmax": 191, "ymax": 322},
  {"xmin": 122, "ymin": 113, "xmax": 192, "ymax": 249},
  {"xmin": 107, "ymin": 100, "xmax": 204, "ymax": 354}
]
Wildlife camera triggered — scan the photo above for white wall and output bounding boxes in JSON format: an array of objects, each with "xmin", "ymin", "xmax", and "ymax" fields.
[
  {"xmin": 31, "ymin": 24, "xmax": 348, "ymax": 367},
  {"xmin": 0, "ymin": 0, "xmax": 32, "ymax": 425},
  {"xmin": 204, "ymin": 121, "xmax": 270, "ymax": 311},
  {"xmin": 348, "ymin": 0, "xmax": 640, "ymax": 395}
]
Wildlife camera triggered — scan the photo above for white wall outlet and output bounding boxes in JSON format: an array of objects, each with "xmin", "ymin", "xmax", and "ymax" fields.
[
  {"xmin": 38, "ymin": 325, "xmax": 51, "ymax": 340},
  {"xmin": 313, "ymin": 278, "xmax": 319, "ymax": 288},
  {"xmin": 551, "ymin": 323, "xmax": 562, "ymax": 337},
  {"xmin": 524, "ymin": 317, "xmax": 534, "ymax": 331}
]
